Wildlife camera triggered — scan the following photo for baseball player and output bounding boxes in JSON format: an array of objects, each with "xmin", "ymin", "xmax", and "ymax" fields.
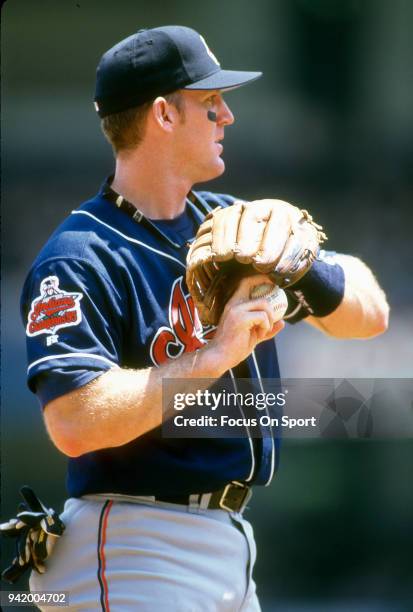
[{"xmin": 8, "ymin": 25, "xmax": 388, "ymax": 611}]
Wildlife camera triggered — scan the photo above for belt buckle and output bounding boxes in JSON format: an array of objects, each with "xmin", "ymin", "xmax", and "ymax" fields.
[{"xmin": 218, "ymin": 481, "xmax": 252, "ymax": 513}]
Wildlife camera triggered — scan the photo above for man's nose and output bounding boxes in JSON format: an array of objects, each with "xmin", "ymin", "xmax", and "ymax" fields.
[{"xmin": 217, "ymin": 98, "xmax": 235, "ymax": 126}]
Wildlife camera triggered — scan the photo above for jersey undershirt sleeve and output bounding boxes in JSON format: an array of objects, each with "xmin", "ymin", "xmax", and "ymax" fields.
[{"xmin": 21, "ymin": 257, "xmax": 124, "ymax": 407}]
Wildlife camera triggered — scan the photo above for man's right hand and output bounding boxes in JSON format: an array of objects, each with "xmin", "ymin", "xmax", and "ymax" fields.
[{"xmin": 203, "ymin": 274, "xmax": 285, "ymax": 375}]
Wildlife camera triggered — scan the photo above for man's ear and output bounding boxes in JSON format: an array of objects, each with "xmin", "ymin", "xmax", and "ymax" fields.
[{"xmin": 151, "ymin": 97, "xmax": 179, "ymax": 132}]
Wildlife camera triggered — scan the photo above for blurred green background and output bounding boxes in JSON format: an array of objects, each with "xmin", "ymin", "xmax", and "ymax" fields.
[{"xmin": 2, "ymin": 1, "xmax": 412, "ymax": 610}]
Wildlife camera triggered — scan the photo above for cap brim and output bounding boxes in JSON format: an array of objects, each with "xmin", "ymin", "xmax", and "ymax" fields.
[{"xmin": 184, "ymin": 69, "xmax": 262, "ymax": 91}]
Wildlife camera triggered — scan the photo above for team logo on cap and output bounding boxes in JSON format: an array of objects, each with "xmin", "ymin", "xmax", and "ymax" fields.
[
  {"xmin": 26, "ymin": 276, "xmax": 83, "ymax": 346},
  {"xmin": 199, "ymin": 35, "xmax": 220, "ymax": 66}
]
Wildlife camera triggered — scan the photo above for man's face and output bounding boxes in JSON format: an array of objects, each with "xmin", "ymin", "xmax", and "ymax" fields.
[{"xmin": 172, "ymin": 90, "xmax": 235, "ymax": 184}]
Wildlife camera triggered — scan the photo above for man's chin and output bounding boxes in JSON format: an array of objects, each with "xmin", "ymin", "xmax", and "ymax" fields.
[{"xmin": 199, "ymin": 160, "xmax": 226, "ymax": 183}]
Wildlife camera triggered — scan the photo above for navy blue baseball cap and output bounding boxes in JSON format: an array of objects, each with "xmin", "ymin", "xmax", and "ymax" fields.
[{"xmin": 94, "ymin": 25, "xmax": 262, "ymax": 118}]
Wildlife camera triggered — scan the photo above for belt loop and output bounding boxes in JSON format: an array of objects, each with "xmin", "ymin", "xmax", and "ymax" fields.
[
  {"xmin": 188, "ymin": 494, "xmax": 201, "ymax": 514},
  {"xmin": 199, "ymin": 493, "xmax": 212, "ymax": 511}
]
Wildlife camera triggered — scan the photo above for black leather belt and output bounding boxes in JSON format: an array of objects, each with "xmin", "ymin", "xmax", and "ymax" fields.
[{"xmin": 156, "ymin": 481, "xmax": 252, "ymax": 513}]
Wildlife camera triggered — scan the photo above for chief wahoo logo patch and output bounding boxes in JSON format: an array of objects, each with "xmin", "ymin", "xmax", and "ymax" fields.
[{"xmin": 26, "ymin": 276, "xmax": 83, "ymax": 346}]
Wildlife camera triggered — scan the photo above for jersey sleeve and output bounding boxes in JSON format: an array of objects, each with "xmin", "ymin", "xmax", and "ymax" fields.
[{"xmin": 20, "ymin": 257, "xmax": 124, "ymax": 406}]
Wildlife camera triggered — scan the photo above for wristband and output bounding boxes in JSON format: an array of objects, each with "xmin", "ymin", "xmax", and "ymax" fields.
[{"xmin": 284, "ymin": 251, "xmax": 345, "ymax": 324}]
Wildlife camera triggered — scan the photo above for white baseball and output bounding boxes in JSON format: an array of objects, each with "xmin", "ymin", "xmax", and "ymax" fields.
[{"xmin": 250, "ymin": 283, "xmax": 288, "ymax": 322}]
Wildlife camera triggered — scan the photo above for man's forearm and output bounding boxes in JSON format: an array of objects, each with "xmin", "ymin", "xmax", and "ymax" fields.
[{"xmin": 44, "ymin": 343, "xmax": 226, "ymax": 457}]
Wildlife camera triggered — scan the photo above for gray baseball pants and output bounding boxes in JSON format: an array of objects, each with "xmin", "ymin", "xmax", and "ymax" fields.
[{"xmin": 30, "ymin": 495, "xmax": 262, "ymax": 611}]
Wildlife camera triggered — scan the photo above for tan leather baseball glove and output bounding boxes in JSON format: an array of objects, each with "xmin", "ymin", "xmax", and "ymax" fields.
[{"xmin": 186, "ymin": 199, "xmax": 327, "ymax": 326}]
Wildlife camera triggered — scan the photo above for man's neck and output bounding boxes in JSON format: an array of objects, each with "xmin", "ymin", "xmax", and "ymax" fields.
[{"xmin": 111, "ymin": 148, "xmax": 192, "ymax": 220}]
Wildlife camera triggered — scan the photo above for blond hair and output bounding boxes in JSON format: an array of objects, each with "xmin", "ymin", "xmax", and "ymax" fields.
[{"xmin": 101, "ymin": 92, "xmax": 185, "ymax": 154}]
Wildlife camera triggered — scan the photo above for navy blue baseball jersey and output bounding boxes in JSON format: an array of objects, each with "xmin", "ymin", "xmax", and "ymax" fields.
[{"xmin": 21, "ymin": 181, "xmax": 281, "ymax": 498}]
